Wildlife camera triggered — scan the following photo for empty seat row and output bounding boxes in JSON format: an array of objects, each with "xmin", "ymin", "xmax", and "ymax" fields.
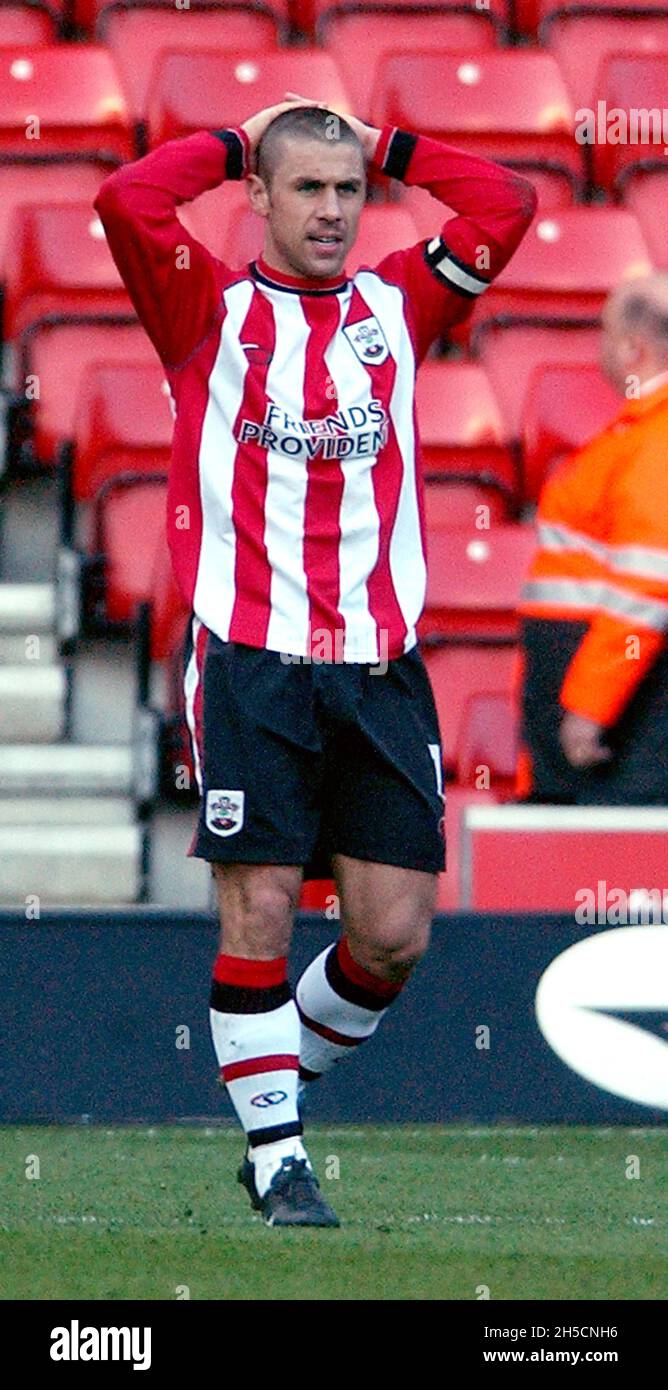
[
  {"xmin": 1, "ymin": 39, "xmax": 668, "ymax": 192},
  {"xmin": 5, "ymin": 0, "xmax": 666, "ymax": 44}
]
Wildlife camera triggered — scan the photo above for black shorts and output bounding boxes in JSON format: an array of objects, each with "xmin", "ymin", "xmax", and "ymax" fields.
[{"xmin": 184, "ymin": 624, "xmax": 446, "ymax": 877}]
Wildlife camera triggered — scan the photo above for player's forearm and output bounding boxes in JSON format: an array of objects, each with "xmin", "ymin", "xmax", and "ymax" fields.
[
  {"xmin": 372, "ymin": 125, "xmax": 537, "ymax": 277},
  {"xmin": 94, "ymin": 128, "xmax": 250, "ymax": 236}
]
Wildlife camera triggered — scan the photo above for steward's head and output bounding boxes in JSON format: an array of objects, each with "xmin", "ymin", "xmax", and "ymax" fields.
[
  {"xmin": 246, "ymin": 105, "xmax": 366, "ymax": 281},
  {"xmin": 601, "ymin": 272, "xmax": 668, "ymax": 394}
]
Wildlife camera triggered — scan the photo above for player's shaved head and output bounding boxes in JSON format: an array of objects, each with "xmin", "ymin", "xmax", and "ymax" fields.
[{"xmin": 256, "ymin": 106, "xmax": 364, "ymax": 191}]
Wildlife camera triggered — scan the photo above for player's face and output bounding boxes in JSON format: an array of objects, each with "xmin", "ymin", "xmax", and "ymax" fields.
[{"xmin": 253, "ymin": 136, "xmax": 366, "ymax": 280}]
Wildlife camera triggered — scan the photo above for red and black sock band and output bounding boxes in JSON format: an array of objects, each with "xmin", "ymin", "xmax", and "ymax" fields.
[
  {"xmin": 210, "ymin": 954, "xmax": 291, "ymax": 1014},
  {"xmin": 325, "ymin": 937, "xmax": 404, "ymax": 1012}
]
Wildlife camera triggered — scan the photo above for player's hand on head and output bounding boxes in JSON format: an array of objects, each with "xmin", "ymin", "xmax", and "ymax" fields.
[
  {"xmin": 283, "ymin": 92, "xmax": 381, "ymax": 161},
  {"xmin": 240, "ymin": 96, "xmax": 316, "ymax": 158}
]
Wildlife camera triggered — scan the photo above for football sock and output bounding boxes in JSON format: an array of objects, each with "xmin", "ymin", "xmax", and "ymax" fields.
[
  {"xmin": 296, "ymin": 935, "xmax": 404, "ymax": 1080},
  {"xmin": 209, "ymin": 953, "xmax": 307, "ymax": 1197}
]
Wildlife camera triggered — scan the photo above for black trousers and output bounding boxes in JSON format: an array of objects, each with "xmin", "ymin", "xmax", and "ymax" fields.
[{"xmin": 521, "ymin": 617, "xmax": 668, "ymax": 805}]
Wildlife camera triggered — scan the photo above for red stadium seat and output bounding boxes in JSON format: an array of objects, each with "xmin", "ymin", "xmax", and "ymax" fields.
[
  {"xmin": 77, "ymin": 0, "xmax": 290, "ymax": 37},
  {"xmin": 474, "ymin": 319, "xmax": 601, "ymax": 440},
  {"xmin": 318, "ymin": 12, "xmax": 498, "ymax": 121},
  {"xmin": 544, "ymin": 14, "xmax": 668, "ymax": 113},
  {"xmin": 421, "ymin": 522, "xmax": 536, "ymax": 640},
  {"xmin": 71, "ymin": 360, "xmax": 174, "ymax": 501},
  {"xmin": 594, "ymin": 53, "xmax": 668, "ymax": 193},
  {"xmin": 311, "ymin": 0, "xmax": 509, "ymax": 38},
  {"xmin": 424, "ymin": 479, "xmax": 512, "ymax": 529},
  {"xmin": 519, "ymin": 0, "xmax": 668, "ymax": 39},
  {"xmin": 399, "ymin": 168, "xmax": 575, "ymax": 246},
  {"xmin": 370, "ymin": 51, "xmax": 584, "ymax": 203},
  {"xmin": 537, "ymin": 0, "xmax": 668, "ymax": 25},
  {"xmin": 347, "ymin": 203, "xmax": 421, "ymax": 272},
  {"xmin": 10, "ymin": 318, "xmax": 158, "ymax": 468},
  {"xmin": 521, "ymin": 361, "xmax": 619, "ymax": 502},
  {"xmin": 146, "ymin": 49, "xmax": 352, "ymax": 147},
  {"xmin": 100, "ymin": 9, "xmax": 282, "ymax": 124},
  {"xmin": 0, "ymin": 7, "xmax": 58, "ymax": 44},
  {"xmin": 456, "ymin": 691, "xmax": 518, "ymax": 792},
  {"xmin": 415, "ymin": 360, "xmax": 517, "ymax": 496},
  {"xmin": 0, "ymin": 158, "xmax": 115, "ymax": 285},
  {"xmin": 3, "ymin": 201, "xmax": 130, "ymax": 339},
  {"xmin": 471, "ymin": 208, "xmax": 653, "ymax": 334},
  {"xmin": 0, "ymin": 46, "xmax": 133, "ymax": 159},
  {"xmin": 622, "ymin": 168, "xmax": 668, "ymax": 269},
  {"xmin": 422, "ymin": 642, "xmax": 518, "ymax": 769},
  {"xmin": 94, "ymin": 475, "xmax": 168, "ymax": 625}
]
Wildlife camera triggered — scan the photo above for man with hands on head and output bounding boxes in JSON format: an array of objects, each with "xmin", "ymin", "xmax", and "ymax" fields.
[{"xmin": 95, "ymin": 94, "xmax": 535, "ymax": 1227}]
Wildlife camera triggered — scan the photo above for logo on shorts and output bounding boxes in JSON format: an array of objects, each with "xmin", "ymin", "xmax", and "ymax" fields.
[
  {"xmin": 343, "ymin": 315, "xmax": 389, "ymax": 365},
  {"xmin": 206, "ymin": 790, "xmax": 245, "ymax": 837},
  {"xmin": 250, "ymin": 1090, "xmax": 288, "ymax": 1108}
]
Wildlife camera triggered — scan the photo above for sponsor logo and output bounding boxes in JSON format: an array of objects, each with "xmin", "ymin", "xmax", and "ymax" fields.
[
  {"xmin": 535, "ymin": 926, "xmax": 668, "ymax": 1109},
  {"xmin": 205, "ymin": 790, "xmax": 244, "ymax": 837},
  {"xmin": 343, "ymin": 315, "xmax": 390, "ymax": 365},
  {"xmin": 236, "ymin": 399, "xmax": 388, "ymax": 461},
  {"xmin": 250, "ymin": 1090, "xmax": 288, "ymax": 1108}
]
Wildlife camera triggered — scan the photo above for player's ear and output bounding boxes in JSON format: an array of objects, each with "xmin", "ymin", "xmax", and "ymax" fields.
[{"xmin": 246, "ymin": 173, "xmax": 271, "ymax": 218}]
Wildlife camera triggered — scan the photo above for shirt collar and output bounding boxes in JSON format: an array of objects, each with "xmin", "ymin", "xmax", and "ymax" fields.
[{"xmin": 251, "ymin": 254, "xmax": 349, "ymax": 295}]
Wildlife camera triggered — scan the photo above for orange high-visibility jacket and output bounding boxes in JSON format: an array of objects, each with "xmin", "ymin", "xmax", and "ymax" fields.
[{"xmin": 520, "ymin": 376, "xmax": 668, "ymax": 727}]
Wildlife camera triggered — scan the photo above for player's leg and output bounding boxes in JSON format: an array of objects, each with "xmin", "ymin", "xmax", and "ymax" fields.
[
  {"xmin": 210, "ymin": 865, "xmax": 339, "ymax": 1225},
  {"xmin": 209, "ymin": 861, "xmax": 304, "ymax": 1189},
  {"xmin": 295, "ymin": 647, "xmax": 444, "ymax": 1083},
  {"xmin": 185, "ymin": 626, "xmax": 338, "ymax": 1224},
  {"xmin": 296, "ymin": 858, "xmax": 436, "ymax": 1080}
]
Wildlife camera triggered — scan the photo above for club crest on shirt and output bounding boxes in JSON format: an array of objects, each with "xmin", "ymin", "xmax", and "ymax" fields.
[
  {"xmin": 206, "ymin": 790, "xmax": 245, "ymax": 836},
  {"xmin": 343, "ymin": 315, "xmax": 389, "ymax": 365}
]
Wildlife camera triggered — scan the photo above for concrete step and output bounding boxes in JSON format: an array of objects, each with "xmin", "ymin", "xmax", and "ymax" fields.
[
  {"xmin": 0, "ymin": 797, "xmax": 135, "ymax": 825},
  {"xmin": 0, "ymin": 744, "xmax": 133, "ymax": 796},
  {"xmin": 0, "ymin": 666, "xmax": 65, "ymax": 742},
  {"xmin": 0, "ymin": 584, "xmax": 55, "ymax": 634},
  {"xmin": 0, "ymin": 633, "xmax": 57, "ymax": 665},
  {"xmin": 0, "ymin": 824, "xmax": 143, "ymax": 903}
]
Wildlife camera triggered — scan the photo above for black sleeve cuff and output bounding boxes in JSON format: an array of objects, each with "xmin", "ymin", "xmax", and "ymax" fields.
[
  {"xmin": 379, "ymin": 129, "xmax": 417, "ymax": 181},
  {"xmin": 211, "ymin": 129, "xmax": 245, "ymax": 180}
]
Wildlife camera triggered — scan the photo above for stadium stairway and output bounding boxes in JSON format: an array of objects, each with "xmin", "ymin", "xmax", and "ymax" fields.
[{"xmin": 0, "ymin": 573, "xmax": 149, "ymax": 905}]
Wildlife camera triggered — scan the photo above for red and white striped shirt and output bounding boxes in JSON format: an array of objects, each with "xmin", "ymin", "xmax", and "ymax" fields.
[{"xmin": 96, "ymin": 124, "xmax": 535, "ymax": 662}]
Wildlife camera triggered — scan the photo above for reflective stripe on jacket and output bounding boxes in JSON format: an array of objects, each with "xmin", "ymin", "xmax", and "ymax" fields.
[{"xmin": 520, "ymin": 378, "xmax": 668, "ymax": 725}]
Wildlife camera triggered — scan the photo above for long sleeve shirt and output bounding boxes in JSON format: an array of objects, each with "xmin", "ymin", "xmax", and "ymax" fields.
[{"xmin": 95, "ymin": 124, "xmax": 536, "ymax": 662}]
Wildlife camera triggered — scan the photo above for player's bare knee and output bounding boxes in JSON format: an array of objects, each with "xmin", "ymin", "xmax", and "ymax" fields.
[
  {"xmin": 352, "ymin": 917, "xmax": 432, "ymax": 982},
  {"xmin": 213, "ymin": 864, "xmax": 300, "ymax": 956},
  {"xmin": 381, "ymin": 920, "xmax": 431, "ymax": 976}
]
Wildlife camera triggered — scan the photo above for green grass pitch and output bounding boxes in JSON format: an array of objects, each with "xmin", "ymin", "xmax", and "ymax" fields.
[{"xmin": 1, "ymin": 1125, "xmax": 666, "ymax": 1300}]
